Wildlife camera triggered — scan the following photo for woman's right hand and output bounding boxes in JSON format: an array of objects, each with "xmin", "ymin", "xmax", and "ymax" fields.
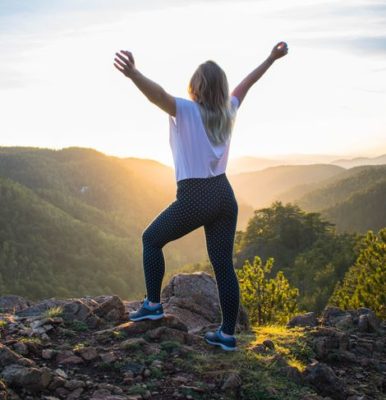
[{"xmin": 270, "ymin": 41, "xmax": 288, "ymax": 60}]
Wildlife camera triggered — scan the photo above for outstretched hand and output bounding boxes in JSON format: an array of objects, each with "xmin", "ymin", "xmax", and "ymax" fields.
[
  {"xmin": 114, "ymin": 50, "xmax": 137, "ymax": 78},
  {"xmin": 270, "ymin": 41, "xmax": 289, "ymax": 60}
]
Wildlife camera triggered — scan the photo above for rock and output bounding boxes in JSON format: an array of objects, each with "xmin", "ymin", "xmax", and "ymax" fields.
[
  {"xmin": 303, "ymin": 362, "xmax": 347, "ymax": 400},
  {"xmin": 334, "ymin": 314, "xmax": 354, "ymax": 330},
  {"xmin": 99, "ymin": 352, "xmax": 117, "ymax": 364},
  {"xmin": 321, "ymin": 307, "xmax": 354, "ymax": 330},
  {"xmin": 66, "ymin": 387, "xmax": 84, "ymax": 399},
  {"xmin": 93, "ymin": 295, "xmax": 125, "ymax": 322},
  {"xmin": 58, "ymin": 355, "xmax": 84, "ymax": 365},
  {"xmin": 311, "ymin": 328, "xmax": 349, "ymax": 360},
  {"xmin": 263, "ymin": 339, "xmax": 275, "ymax": 350},
  {"xmin": 287, "ymin": 312, "xmax": 318, "ymax": 328},
  {"xmin": 1, "ymin": 364, "xmax": 52, "ymax": 392},
  {"xmin": 15, "ymin": 299, "xmax": 66, "ymax": 317},
  {"xmin": 358, "ymin": 315, "xmax": 369, "ymax": 332},
  {"xmin": 12, "ymin": 341, "xmax": 28, "ymax": 356},
  {"xmin": 159, "ymin": 272, "xmax": 249, "ymax": 334},
  {"xmin": 357, "ymin": 308, "xmax": 379, "ymax": 332},
  {"xmin": 0, "ymin": 343, "xmax": 35, "ymax": 369},
  {"xmin": 14, "ymin": 298, "xmax": 102, "ymax": 328},
  {"xmin": 0, "ymin": 295, "xmax": 32, "ymax": 313},
  {"xmin": 252, "ymin": 344, "xmax": 269, "ymax": 355},
  {"xmin": 64, "ymin": 380, "xmax": 85, "ymax": 390},
  {"xmin": 75, "ymin": 346, "xmax": 99, "ymax": 361},
  {"xmin": 145, "ymin": 326, "xmax": 192, "ymax": 345},
  {"xmin": 42, "ymin": 349, "xmax": 56, "ymax": 360}
]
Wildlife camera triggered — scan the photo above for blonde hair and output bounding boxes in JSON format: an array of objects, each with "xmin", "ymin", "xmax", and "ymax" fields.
[{"xmin": 188, "ymin": 60, "xmax": 236, "ymax": 146}]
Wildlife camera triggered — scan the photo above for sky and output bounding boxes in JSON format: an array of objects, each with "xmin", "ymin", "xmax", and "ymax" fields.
[{"xmin": 0, "ymin": 0, "xmax": 385, "ymax": 167}]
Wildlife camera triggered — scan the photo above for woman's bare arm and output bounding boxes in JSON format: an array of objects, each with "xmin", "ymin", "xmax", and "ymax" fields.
[
  {"xmin": 114, "ymin": 50, "xmax": 176, "ymax": 116},
  {"xmin": 231, "ymin": 41, "xmax": 288, "ymax": 107}
]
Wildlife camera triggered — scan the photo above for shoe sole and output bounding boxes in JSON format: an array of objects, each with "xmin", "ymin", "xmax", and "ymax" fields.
[
  {"xmin": 129, "ymin": 313, "xmax": 165, "ymax": 321},
  {"xmin": 204, "ymin": 338, "xmax": 237, "ymax": 351}
]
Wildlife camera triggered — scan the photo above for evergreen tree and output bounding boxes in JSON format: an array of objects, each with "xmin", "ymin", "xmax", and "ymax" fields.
[
  {"xmin": 236, "ymin": 255, "xmax": 300, "ymax": 325},
  {"xmin": 329, "ymin": 228, "xmax": 386, "ymax": 319}
]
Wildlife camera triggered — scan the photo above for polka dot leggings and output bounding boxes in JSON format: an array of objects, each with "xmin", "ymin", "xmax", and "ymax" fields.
[{"xmin": 141, "ymin": 172, "xmax": 240, "ymax": 335}]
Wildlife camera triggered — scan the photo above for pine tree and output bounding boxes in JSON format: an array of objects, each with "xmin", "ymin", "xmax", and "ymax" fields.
[
  {"xmin": 236, "ymin": 255, "xmax": 300, "ymax": 325},
  {"xmin": 329, "ymin": 228, "xmax": 386, "ymax": 319}
]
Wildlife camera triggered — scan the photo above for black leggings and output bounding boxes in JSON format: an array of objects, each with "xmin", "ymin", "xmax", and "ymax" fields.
[{"xmin": 142, "ymin": 172, "xmax": 240, "ymax": 335}]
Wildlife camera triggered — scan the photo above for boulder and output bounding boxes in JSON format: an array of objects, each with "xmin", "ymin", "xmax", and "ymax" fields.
[
  {"xmin": 15, "ymin": 298, "xmax": 67, "ymax": 317},
  {"xmin": 158, "ymin": 272, "xmax": 249, "ymax": 334},
  {"xmin": 356, "ymin": 308, "xmax": 379, "ymax": 332},
  {"xmin": 303, "ymin": 361, "xmax": 347, "ymax": 400},
  {"xmin": 1, "ymin": 364, "xmax": 52, "ymax": 392},
  {"xmin": 287, "ymin": 312, "xmax": 318, "ymax": 328},
  {"xmin": 93, "ymin": 295, "xmax": 125, "ymax": 322},
  {"xmin": 320, "ymin": 307, "xmax": 353, "ymax": 329}
]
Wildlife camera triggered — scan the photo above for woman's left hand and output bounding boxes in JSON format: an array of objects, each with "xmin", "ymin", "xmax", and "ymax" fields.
[{"xmin": 114, "ymin": 50, "xmax": 137, "ymax": 78}]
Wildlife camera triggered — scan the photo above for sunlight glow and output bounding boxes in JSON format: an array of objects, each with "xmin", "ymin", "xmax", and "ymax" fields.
[{"xmin": 0, "ymin": 0, "xmax": 385, "ymax": 165}]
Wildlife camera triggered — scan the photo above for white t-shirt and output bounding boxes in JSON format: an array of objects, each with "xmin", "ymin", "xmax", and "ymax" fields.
[{"xmin": 169, "ymin": 95, "xmax": 239, "ymax": 182}]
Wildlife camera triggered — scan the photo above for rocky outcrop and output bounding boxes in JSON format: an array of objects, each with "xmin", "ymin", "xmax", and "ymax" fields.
[
  {"xmin": 286, "ymin": 306, "xmax": 386, "ymax": 400},
  {"xmin": 1, "ymin": 283, "xmax": 385, "ymax": 399}
]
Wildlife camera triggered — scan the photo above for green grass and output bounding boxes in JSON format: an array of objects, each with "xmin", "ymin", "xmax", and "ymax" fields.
[
  {"xmin": 65, "ymin": 319, "xmax": 89, "ymax": 332},
  {"xmin": 160, "ymin": 340, "xmax": 181, "ymax": 353},
  {"xmin": 19, "ymin": 336, "xmax": 43, "ymax": 345},
  {"xmin": 42, "ymin": 306, "xmax": 64, "ymax": 318},
  {"xmin": 182, "ymin": 324, "xmax": 318, "ymax": 400}
]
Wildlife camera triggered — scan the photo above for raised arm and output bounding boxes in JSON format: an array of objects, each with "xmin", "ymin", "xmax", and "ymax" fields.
[
  {"xmin": 231, "ymin": 41, "xmax": 288, "ymax": 107},
  {"xmin": 114, "ymin": 50, "xmax": 176, "ymax": 116}
]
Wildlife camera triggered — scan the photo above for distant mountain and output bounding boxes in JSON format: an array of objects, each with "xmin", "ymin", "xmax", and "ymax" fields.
[
  {"xmin": 330, "ymin": 154, "xmax": 386, "ymax": 169},
  {"xmin": 227, "ymin": 154, "xmax": 352, "ymax": 174},
  {"xmin": 227, "ymin": 156, "xmax": 283, "ymax": 174},
  {"xmin": 291, "ymin": 165, "xmax": 386, "ymax": 234},
  {"xmin": 228, "ymin": 164, "xmax": 344, "ymax": 209}
]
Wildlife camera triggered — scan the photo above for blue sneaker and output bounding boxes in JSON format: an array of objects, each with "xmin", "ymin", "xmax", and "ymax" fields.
[
  {"xmin": 204, "ymin": 327, "xmax": 237, "ymax": 351},
  {"xmin": 129, "ymin": 296, "xmax": 165, "ymax": 321}
]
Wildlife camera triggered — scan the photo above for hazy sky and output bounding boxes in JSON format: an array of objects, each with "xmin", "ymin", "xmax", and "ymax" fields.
[{"xmin": 1, "ymin": 0, "xmax": 385, "ymax": 166}]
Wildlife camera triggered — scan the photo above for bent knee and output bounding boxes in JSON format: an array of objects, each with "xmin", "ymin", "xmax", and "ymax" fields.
[
  {"xmin": 142, "ymin": 228, "xmax": 155, "ymax": 244},
  {"xmin": 142, "ymin": 227, "xmax": 164, "ymax": 247}
]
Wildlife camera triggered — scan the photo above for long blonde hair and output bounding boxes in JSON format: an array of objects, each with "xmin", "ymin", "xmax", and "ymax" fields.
[{"xmin": 188, "ymin": 60, "xmax": 236, "ymax": 146}]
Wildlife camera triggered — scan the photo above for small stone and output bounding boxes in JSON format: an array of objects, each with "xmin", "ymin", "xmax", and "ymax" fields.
[
  {"xmin": 66, "ymin": 387, "xmax": 84, "ymax": 400},
  {"xmin": 64, "ymin": 379, "xmax": 85, "ymax": 390},
  {"xmin": 76, "ymin": 346, "xmax": 99, "ymax": 361},
  {"xmin": 142, "ymin": 390, "xmax": 152, "ymax": 399},
  {"xmin": 12, "ymin": 341, "xmax": 29, "ymax": 355},
  {"xmin": 42, "ymin": 349, "xmax": 56, "ymax": 359},
  {"xmin": 54, "ymin": 368, "xmax": 68, "ymax": 379},
  {"xmin": 263, "ymin": 339, "xmax": 275, "ymax": 350},
  {"xmin": 100, "ymin": 351, "xmax": 117, "ymax": 363},
  {"xmin": 143, "ymin": 368, "xmax": 152, "ymax": 378},
  {"xmin": 59, "ymin": 355, "xmax": 84, "ymax": 365}
]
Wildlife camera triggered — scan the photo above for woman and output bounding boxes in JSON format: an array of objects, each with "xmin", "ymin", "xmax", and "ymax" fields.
[{"xmin": 113, "ymin": 41, "xmax": 288, "ymax": 351}]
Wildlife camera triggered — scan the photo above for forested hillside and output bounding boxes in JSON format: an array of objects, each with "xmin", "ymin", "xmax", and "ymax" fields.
[
  {"xmin": 294, "ymin": 165, "xmax": 386, "ymax": 233},
  {"xmin": 0, "ymin": 147, "xmax": 255, "ymax": 301},
  {"xmin": 228, "ymin": 164, "xmax": 344, "ymax": 209}
]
